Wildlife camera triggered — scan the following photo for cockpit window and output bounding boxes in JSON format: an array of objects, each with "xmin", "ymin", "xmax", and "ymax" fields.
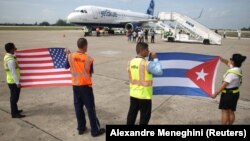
[
  {"xmin": 80, "ymin": 10, "xmax": 87, "ymax": 13},
  {"xmin": 74, "ymin": 10, "xmax": 87, "ymax": 13}
]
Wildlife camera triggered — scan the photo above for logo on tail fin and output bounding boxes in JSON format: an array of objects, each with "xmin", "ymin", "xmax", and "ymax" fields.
[{"xmin": 146, "ymin": 0, "xmax": 155, "ymax": 16}]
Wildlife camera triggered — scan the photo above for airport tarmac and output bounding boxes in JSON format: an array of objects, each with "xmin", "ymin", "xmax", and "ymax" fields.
[{"xmin": 0, "ymin": 30, "xmax": 250, "ymax": 141}]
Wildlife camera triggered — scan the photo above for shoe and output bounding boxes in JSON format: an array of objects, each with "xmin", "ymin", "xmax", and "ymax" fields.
[
  {"xmin": 78, "ymin": 130, "xmax": 84, "ymax": 135},
  {"xmin": 12, "ymin": 114, "xmax": 26, "ymax": 118},
  {"xmin": 92, "ymin": 128, "xmax": 105, "ymax": 137},
  {"xmin": 18, "ymin": 110, "xmax": 23, "ymax": 114},
  {"xmin": 78, "ymin": 127, "xmax": 87, "ymax": 135}
]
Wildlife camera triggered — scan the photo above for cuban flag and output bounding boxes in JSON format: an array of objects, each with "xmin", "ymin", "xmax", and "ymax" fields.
[{"xmin": 153, "ymin": 52, "xmax": 220, "ymax": 97}]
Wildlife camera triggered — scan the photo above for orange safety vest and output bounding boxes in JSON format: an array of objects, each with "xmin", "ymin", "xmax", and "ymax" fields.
[{"xmin": 68, "ymin": 52, "xmax": 93, "ymax": 86}]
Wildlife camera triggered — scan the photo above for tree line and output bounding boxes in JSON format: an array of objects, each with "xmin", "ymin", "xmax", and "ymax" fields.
[
  {"xmin": 0, "ymin": 19, "xmax": 72, "ymax": 26},
  {"xmin": 241, "ymin": 27, "xmax": 250, "ymax": 31}
]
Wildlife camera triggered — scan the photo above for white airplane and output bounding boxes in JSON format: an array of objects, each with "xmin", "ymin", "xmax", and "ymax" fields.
[{"xmin": 67, "ymin": 0, "xmax": 155, "ymax": 31}]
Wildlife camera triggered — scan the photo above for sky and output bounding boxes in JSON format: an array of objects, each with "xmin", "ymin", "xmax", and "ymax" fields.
[{"xmin": 0, "ymin": 0, "xmax": 250, "ymax": 29}]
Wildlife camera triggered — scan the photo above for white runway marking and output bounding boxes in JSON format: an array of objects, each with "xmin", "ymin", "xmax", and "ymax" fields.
[{"xmin": 99, "ymin": 50, "xmax": 121, "ymax": 56}]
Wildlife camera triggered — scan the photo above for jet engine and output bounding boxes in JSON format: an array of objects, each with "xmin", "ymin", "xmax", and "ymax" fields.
[{"xmin": 125, "ymin": 23, "xmax": 142, "ymax": 31}]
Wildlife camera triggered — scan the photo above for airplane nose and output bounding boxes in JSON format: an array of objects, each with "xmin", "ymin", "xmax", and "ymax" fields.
[{"xmin": 67, "ymin": 13, "xmax": 76, "ymax": 23}]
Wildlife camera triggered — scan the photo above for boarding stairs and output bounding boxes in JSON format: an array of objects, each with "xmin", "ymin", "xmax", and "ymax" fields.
[{"xmin": 157, "ymin": 12, "xmax": 222, "ymax": 45}]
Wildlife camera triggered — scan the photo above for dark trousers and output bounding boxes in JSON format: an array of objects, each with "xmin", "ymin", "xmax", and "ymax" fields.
[
  {"xmin": 73, "ymin": 86, "xmax": 100, "ymax": 135},
  {"xmin": 137, "ymin": 37, "xmax": 144, "ymax": 43},
  {"xmin": 8, "ymin": 84, "xmax": 21, "ymax": 116},
  {"xmin": 145, "ymin": 36, "xmax": 148, "ymax": 41},
  {"xmin": 133, "ymin": 37, "xmax": 137, "ymax": 42},
  {"xmin": 127, "ymin": 97, "xmax": 152, "ymax": 125},
  {"xmin": 151, "ymin": 36, "xmax": 155, "ymax": 43}
]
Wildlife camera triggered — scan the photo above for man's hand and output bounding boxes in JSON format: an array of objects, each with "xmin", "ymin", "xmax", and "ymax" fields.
[
  {"xmin": 211, "ymin": 91, "xmax": 219, "ymax": 99},
  {"xmin": 17, "ymin": 84, "xmax": 21, "ymax": 88},
  {"xmin": 64, "ymin": 48, "xmax": 71, "ymax": 54},
  {"xmin": 211, "ymin": 94, "xmax": 217, "ymax": 99},
  {"xmin": 151, "ymin": 52, "xmax": 157, "ymax": 59},
  {"xmin": 220, "ymin": 57, "xmax": 230, "ymax": 67}
]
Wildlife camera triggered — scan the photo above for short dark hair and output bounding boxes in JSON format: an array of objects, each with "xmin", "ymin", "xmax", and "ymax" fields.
[
  {"xmin": 136, "ymin": 42, "xmax": 148, "ymax": 54},
  {"xmin": 231, "ymin": 53, "xmax": 247, "ymax": 67},
  {"xmin": 5, "ymin": 42, "xmax": 15, "ymax": 53},
  {"xmin": 77, "ymin": 38, "xmax": 88, "ymax": 48}
]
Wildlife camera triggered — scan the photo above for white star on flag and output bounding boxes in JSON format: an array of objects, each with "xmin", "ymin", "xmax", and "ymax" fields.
[{"xmin": 196, "ymin": 69, "xmax": 208, "ymax": 81}]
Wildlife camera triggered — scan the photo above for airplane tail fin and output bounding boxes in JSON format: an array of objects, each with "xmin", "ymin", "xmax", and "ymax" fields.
[{"xmin": 146, "ymin": 0, "xmax": 155, "ymax": 16}]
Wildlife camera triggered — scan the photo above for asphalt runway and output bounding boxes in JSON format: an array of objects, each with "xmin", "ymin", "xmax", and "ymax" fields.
[{"xmin": 0, "ymin": 30, "xmax": 250, "ymax": 141}]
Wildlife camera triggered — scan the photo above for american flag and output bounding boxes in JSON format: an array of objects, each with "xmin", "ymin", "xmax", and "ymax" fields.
[{"xmin": 15, "ymin": 48, "xmax": 72, "ymax": 88}]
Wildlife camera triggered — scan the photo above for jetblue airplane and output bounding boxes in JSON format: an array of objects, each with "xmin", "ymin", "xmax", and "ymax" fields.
[{"xmin": 67, "ymin": 0, "xmax": 155, "ymax": 31}]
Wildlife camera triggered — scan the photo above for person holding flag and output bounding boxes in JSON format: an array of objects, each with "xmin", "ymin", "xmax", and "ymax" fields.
[
  {"xmin": 3, "ymin": 43, "xmax": 25, "ymax": 118},
  {"xmin": 127, "ymin": 42, "xmax": 163, "ymax": 125},
  {"xmin": 64, "ymin": 38, "xmax": 105, "ymax": 137},
  {"xmin": 212, "ymin": 54, "xmax": 247, "ymax": 125}
]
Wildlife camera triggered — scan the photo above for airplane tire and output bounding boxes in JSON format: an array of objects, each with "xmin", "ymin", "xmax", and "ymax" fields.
[
  {"xmin": 168, "ymin": 37, "xmax": 175, "ymax": 42},
  {"xmin": 203, "ymin": 39, "xmax": 210, "ymax": 45}
]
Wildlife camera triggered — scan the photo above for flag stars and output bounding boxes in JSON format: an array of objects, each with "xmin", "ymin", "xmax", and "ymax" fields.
[
  {"xmin": 49, "ymin": 48, "xmax": 67, "ymax": 69},
  {"xmin": 196, "ymin": 69, "xmax": 208, "ymax": 81}
]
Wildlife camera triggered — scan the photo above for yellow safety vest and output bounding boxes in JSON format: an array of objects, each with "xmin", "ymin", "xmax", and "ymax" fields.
[
  {"xmin": 225, "ymin": 69, "xmax": 242, "ymax": 77},
  {"xmin": 224, "ymin": 69, "xmax": 242, "ymax": 85},
  {"xmin": 128, "ymin": 58, "xmax": 153, "ymax": 100},
  {"xmin": 222, "ymin": 69, "xmax": 242, "ymax": 93},
  {"xmin": 3, "ymin": 54, "xmax": 20, "ymax": 84}
]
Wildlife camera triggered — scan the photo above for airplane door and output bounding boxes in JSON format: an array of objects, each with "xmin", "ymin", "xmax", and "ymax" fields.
[{"xmin": 92, "ymin": 8, "xmax": 98, "ymax": 19}]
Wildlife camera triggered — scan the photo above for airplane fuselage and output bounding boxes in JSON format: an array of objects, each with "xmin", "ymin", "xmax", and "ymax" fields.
[{"xmin": 67, "ymin": 5, "xmax": 154, "ymax": 28}]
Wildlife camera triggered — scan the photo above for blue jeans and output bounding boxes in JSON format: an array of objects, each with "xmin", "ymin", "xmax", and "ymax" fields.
[{"xmin": 73, "ymin": 86, "xmax": 100, "ymax": 135}]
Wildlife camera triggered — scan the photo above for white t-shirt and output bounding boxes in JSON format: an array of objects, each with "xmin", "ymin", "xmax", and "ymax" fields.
[
  {"xmin": 223, "ymin": 67, "xmax": 242, "ymax": 88},
  {"xmin": 138, "ymin": 31, "xmax": 144, "ymax": 37},
  {"xmin": 133, "ymin": 32, "xmax": 137, "ymax": 37}
]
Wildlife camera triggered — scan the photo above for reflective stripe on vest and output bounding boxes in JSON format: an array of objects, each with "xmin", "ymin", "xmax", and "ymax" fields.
[
  {"xmin": 222, "ymin": 89, "xmax": 239, "ymax": 94},
  {"xmin": 128, "ymin": 59, "xmax": 153, "ymax": 87},
  {"xmin": 68, "ymin": 53, "xmax": 92, "ymax": 86},
  {"xmin": 128, "ymin": 58, "xmax": 153, "ymax": 100},
  {"xmin": 225, "ymin": 70, "xmax": 242, "ymax": 77}
]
